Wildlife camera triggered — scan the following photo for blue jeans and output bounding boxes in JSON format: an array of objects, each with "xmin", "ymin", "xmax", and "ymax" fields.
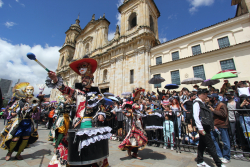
[
  {"xmin": 185, "ymin": 136, "xmax": 199, "ymax": 145},
  {"xmin": 239, "ymin": 116, "xmax": 250, "ymax": 140},
  {"xmin": 177, "ymin": 117, "xmax": 181, "ymax": 137},
  {"xmin": 211, "ymin": 129, "xmax": 231, "ymax": 160}
]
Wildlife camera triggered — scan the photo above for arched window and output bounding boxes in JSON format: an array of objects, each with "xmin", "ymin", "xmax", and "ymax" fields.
[
  {"xmin": 61, "ymin": 56, "xmax": 64, "ymax": 66},
  {"xmin": 85, "ymin": 43, "xmax": 89, "ymax": 54},
  {"xmin": 150, "ymin": 15, "xmax": 154, "ymax": 33},
  {"xmin": 128, "ymin": 12, "xmax": 137, "ymax": 30},
  {"xmin": 103, "ymin": 69, "xmax": 107, "ymax": 82}
]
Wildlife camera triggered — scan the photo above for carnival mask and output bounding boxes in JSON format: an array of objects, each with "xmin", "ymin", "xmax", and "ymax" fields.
[
  {"xmin": 79, "ymin": 68, "xmax": 87, "ymax": 75},
  {"xmin": 25, "ymin": 86, "xmax": 34, "ymax": 97}
]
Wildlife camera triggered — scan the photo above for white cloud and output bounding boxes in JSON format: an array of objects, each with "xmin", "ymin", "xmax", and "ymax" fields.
[
  {"xmin": 4, "ymin": 22, "xmax": 16, "ymax": 28},
  {"xmin": 0, "ymin": 38, "xmax": 61, "ymax": 95},
  {"xmin": 9, "ymin": 4, "xmax": 12, "ymax": 8},
  {"xmin": 117, "ymin": 0, "xmax": 123, "ymax": 7},
  {"xmin": 15, "ymin": 0, "xmax": 25, "ymax": 7},
  {"xmin": 108, "ymin": 31, "xmax": 115, "ymax": 41},
  {"xmin": 188, "ymin": 0, "xmax": 214, "ymax": 14},
  {"xmin": 116, "ymin": 13, "xmax": 121, "ymax": 26},
  {"xmin": 168, "ymin": 14, "xmax": 177, "ymax": 20},
  {"xmin": 0, "ymin": 0, "xmax": 4, "ymax": 8},
  {"xmin": 159, "ymin": 38, "xmax": 167, "ymax": 43},
  {"xmin": 116, "ymin": 0, "xmax": 122, "ymax": 26}
]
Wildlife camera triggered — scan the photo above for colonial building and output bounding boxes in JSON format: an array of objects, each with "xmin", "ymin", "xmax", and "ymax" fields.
[
  {"xmin": 50, "ymin": 0, "xmax": 250, "ymax": 101},
  {"xmin": 50, "ymin": 0, "xmax": 160, "ymax": 101},
  {"xmin": 150, "ymin": 0, "xmax": 250, "ymax": 92}
]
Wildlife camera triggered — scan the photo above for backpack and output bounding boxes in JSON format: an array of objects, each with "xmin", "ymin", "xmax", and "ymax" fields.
[{"xmin": 194, "ymin": 100, "xmax": 214, "ymax": 130}]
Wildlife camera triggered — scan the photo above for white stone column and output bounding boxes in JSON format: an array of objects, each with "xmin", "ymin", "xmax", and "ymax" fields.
[{"xmin": 109, "ymin": 59, "xmax": 116, "ymax": 94}]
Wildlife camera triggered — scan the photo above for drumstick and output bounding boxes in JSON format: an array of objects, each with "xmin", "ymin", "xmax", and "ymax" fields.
[{"xmin": 26, "ymin": 52, "xmax": 51, "ymax": 72}]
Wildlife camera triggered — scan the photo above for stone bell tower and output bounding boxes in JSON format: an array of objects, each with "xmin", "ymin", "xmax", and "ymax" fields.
[
  {"xmin": 118, "ymin": 0, "xmax": 160, "ymax": 39},
  {"xmin": 56, "ymin": 17, "xmax": 82, "ymax": 85}
]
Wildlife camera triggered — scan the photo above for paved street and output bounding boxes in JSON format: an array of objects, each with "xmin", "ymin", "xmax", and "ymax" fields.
[{"xmin": 0, "ymin": 119, "xmax": 249, "ymax": 167}]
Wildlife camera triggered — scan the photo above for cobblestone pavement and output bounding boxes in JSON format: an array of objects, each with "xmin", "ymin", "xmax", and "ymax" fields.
[{"xmin": 0, "ymin": 119, "xmax": 249, "ymax": 167}]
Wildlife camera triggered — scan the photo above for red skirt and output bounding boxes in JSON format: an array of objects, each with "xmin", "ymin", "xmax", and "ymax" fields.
[{"xmin": 118, "ymin": 124, "xmax": 147, "ymax": 151}]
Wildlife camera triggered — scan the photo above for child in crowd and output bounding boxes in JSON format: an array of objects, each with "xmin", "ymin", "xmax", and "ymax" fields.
[{"xmin": 163, "ymin": 106, "xmax": 174, "ymax": 150}]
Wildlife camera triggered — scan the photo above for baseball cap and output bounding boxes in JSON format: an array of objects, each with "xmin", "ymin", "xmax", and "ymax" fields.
[
  {"xmin": 192, "ymin": 89, "xmax": 198, "ymax": 92},
  {"xmin": 197, "ymin": 89, "xmax": 209, "ymax": 95}
]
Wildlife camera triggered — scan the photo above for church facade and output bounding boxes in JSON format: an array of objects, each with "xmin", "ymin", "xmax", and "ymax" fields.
[
  {"xmin": 50, "ymin": 0, "xmax": 160, "ymax": 101},
  {"xmin": 50, "ymin": 0, "xmax": 250, "ymax": 101}
]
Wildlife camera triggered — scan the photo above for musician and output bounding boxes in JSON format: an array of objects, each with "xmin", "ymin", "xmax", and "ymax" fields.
[
  {"xmin": 47, "ymin": 55, "xmax": 109, "ymax": 167},
  {"xmin": 2, "ymin": 84, "xmax": 39, "ymax": 161}
]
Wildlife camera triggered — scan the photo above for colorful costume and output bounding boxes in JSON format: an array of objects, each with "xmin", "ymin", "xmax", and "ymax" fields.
[
  {"xmin": 118, "ymin": 103, "xmax": 148, "ymax": 158},
  {"xmin": 47, "ymin": 55, "xmax": 109, "ymax": 167},
  {"xmin": 0, "ymin": 83, "xmax": 39, "ymax": 160},
  {"xmin": 48, "ymin": 98, "xmax": 71, "ymax": 150}
]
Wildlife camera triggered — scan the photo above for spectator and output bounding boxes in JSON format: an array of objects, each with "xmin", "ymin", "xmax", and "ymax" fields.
[
  {"xmin": 180, "ymin": 88, "xmax": 189, "ymax": 104},
  {"xmin": 182, "ymin": 93, "xmax": 196, "ymax": 124},
  {"xmin": 237, "ymin": 81, "xmax": 250, "ymax": 96},
  {"xmin": 161, "ymin": 95, "xmax": 170, "ymax": 108},
  {"xmin": 171, "ymin": 99, "xmax": 181, "ymax": 138},
  {"xmin": 221, "ymin": 80, "xmax": 231, "ymax": 94},
  {"xmin": 157, "ymin": 86, "xmax": 166, "ymax": 101},
  {"xmin": 226, "ymin": 92, "xmax": 240, "ymax": 147},
  {"xmin": 193, "ymin": 85, "xmax": 199, "ymax": 90},
  {"xmin": 192, "ymin": 89, "xmax": 198, "ymax": 96},
  {"xmin": 193, "ymin": 89, "xmax": 223, "ymax": 167},
  {"xmin": 184, "ymin": 124, "xmax": 199, "ymax": 145},
  {"xmin": 163, "ymin": 113, "xmax": 174, "ymax": 150},
  {"xmin": 209, "ymin": 93, "xmax": 231, "ymax": 163}
]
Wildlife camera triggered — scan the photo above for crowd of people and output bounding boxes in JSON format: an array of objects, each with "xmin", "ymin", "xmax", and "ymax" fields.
[
  {"xmin": 30, "ymin": 79, "xmax": 250, "ymax": 166},
  {"xmin": 1, "ymin": 52, "xmax": 249, "ymax": 167}
]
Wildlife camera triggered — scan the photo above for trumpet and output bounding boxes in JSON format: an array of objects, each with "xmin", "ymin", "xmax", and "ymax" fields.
[
  {"xmin": 29, "ymin": 97, "xmax": 40, "ymax": 107},
  {"xmin": 22, "ymin": 97, "xmax": 40, "ymax": 117}
]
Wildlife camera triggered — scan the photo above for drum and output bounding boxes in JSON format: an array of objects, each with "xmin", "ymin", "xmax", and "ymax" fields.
[
  {"xmin": 145, "ymin": 115, "xmax": 163, "ymax": 130},
  {"xmin": 68, "ymin": 127, "xmax": 111, "ymax": 166}
]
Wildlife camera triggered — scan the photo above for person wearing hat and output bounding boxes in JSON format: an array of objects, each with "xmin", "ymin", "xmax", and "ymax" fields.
[
  {"xmin": 193, "ymin": 85, "xmax": 199, "ymax": 90},
  {"xmin": 47, "ymin": 55, "xmax": 109, "ymax": 167},
  {"xmin": 209, "ymin": 93, "xmax": 231, "ymax": 164},
  {"xmin": 47, "ymin": 55, "xmax": 105, "ymax": 127},
  {"xmin": 192, "ymin": 89, "xmax": 198, "ymax": 96},
  {"xmin": 118, "ymin": 103, "xmax": 148, "ymax": 160},
  {"xmin": 193, "ymin": 89, "xmax": 224, "ymax": 167}
]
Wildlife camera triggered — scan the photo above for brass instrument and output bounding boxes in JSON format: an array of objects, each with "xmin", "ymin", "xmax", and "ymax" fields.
[{"xmin": 22, "ymin": 97, "xmax": 40, "ymax": 118}]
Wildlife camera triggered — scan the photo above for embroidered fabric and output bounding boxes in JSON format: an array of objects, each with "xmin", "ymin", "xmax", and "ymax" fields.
[
  {"xmin": 147, "ymin": 112, "xmax": 162, "ymax": 117},
  {"xmin": 45, "ymin": 75, "xmax": 63, "ymax": 89},
  {"xmin": 76, "ymin": 127, "xmax": 112, "ymax": 136},
  {"xmin": 78, "ymin": 133, "xmax": 112, "ymax": 153},
  {"xmin": 145, "ymin": 125, "xmax": 163, "ymax": 129}
]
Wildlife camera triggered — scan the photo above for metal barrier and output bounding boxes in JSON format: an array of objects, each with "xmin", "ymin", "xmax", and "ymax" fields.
[{"xmin": 107, "ymin": 109, "xmax": 250, "ymax": 161}]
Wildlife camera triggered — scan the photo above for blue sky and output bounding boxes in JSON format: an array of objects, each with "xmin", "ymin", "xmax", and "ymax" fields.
[
  {"xmin": 0, "ymin": 0, "xmax": 236, "ymax": 46},
  {"xmin": 0, "ymin": 0, "xmax": 237, "ymax": 94}
]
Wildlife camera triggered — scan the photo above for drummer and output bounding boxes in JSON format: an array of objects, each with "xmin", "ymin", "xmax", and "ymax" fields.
[{"xmin": 47, "ymin": 55, "xmax": 109, "ymax": 167}]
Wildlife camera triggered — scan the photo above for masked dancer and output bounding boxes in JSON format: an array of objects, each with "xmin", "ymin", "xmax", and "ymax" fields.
[{"xmin": 47, "ymin": 55, "xmax": 110, "ymax": 167}]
